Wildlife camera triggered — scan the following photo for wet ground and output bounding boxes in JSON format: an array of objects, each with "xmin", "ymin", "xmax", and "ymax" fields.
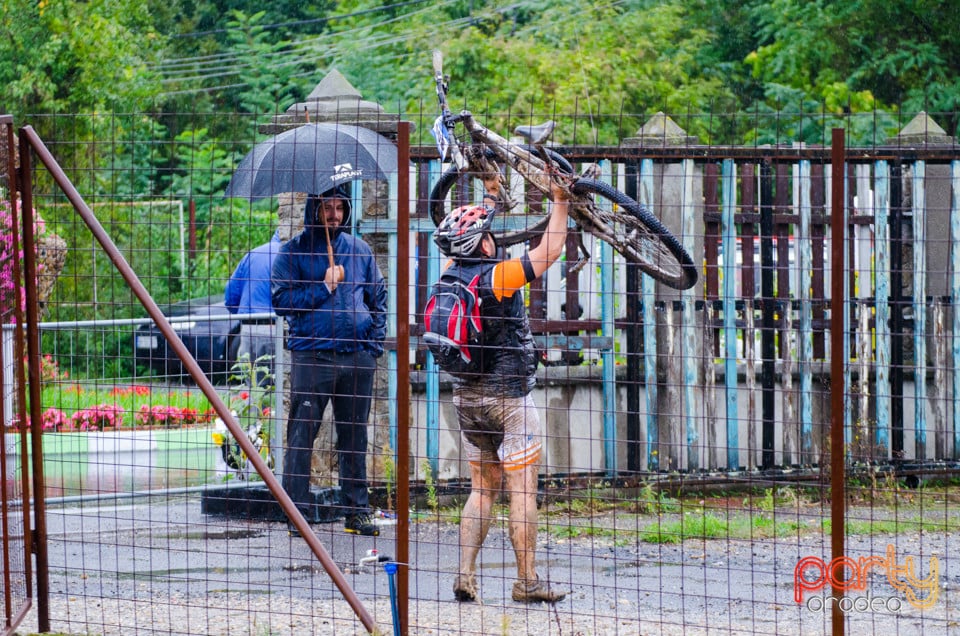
[{"xmin": 15, "ymin": 492, "xmax": 960, "ymax": 635}]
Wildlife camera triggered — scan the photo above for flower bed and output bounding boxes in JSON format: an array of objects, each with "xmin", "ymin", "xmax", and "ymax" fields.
[
  {"xmin": 14, "ymin": 382, "xmax": 218, "ymax": 433},
  {"xmin": 10, "ymin": 354, "xmax": 277, "ymax": 485}
]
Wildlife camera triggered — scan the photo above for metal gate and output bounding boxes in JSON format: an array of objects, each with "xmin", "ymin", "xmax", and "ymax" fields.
[{"xmin": 0, "ymin": 116, "xmax": 36, "ymax": 636}]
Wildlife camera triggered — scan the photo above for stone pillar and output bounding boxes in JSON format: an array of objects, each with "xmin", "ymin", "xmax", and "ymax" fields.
[
  {"xmin": 623, "ymin": 113, "xmax": 704, "ymax": 470},
  {"xmin": 887, "ymin": 112, "xmax": 954, "ymax": 298},
  {"xmin": 260, "ymin": 70, "xmax": 405, "ymax": 500}
]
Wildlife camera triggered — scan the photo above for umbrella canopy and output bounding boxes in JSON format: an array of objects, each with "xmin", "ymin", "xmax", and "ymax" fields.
[{"xmin": 224, "ymin": 123, "xmax": 398, "ymax": 199}]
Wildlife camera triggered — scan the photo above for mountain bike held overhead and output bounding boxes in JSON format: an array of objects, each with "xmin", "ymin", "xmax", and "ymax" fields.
[{"xmin": 428, "ymin": 49, "xmax": 698, "ymax": 291}]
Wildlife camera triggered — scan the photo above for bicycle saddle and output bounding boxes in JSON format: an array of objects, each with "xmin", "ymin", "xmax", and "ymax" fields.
[{"xmin": 514, "ymin": 120, "xmax": 556, "ymax": 145}]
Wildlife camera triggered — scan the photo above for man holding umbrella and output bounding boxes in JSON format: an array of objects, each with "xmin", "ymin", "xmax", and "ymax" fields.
[{"xmin": 271, "ymin": 184, "xmax": 387, "ymax": 537}]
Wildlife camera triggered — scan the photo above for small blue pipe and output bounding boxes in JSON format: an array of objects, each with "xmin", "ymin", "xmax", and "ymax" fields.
[{"xmin": 384, "ymin": 561, "xmax": 401, "ymax": 636}]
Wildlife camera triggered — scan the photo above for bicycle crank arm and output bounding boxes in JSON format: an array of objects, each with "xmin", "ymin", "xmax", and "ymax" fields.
[{"xmin": 567, "ymin": 229, "xmax": 592, "ymax": 275}]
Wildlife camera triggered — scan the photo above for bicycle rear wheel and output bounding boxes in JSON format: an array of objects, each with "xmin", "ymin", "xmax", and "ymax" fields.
[
  {"xmin": 570, "ymin": 178, "xmax": 698, "ymax": 290},
  {"xmin": 428, "ymin": 146, "xmax": 573, "ymax": 247}
]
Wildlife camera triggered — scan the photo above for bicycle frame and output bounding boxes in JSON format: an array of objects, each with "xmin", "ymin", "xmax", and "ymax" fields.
[
  {"xmin": 431, "ymin": 49, "xmax": 698, "ymax": 289},
  {"xmin": 450, "ymin": 113, "xmax": 556, "ymax": 198}
]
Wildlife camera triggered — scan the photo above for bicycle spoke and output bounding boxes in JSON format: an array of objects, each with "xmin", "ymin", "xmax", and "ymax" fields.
[{"xmin": 571, "ymin": 178, "xmax": 697, "ymax": 290}]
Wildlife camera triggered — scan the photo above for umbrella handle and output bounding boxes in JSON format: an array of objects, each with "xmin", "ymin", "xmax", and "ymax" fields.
[{"xmin": 323, "ymin": 222, "xmax": 336, "ymax": 283}]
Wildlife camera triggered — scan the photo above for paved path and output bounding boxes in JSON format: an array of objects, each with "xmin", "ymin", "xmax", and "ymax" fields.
[{"xmin": 13, "ymin": 494, "xmax": 960, "ymax": 635}]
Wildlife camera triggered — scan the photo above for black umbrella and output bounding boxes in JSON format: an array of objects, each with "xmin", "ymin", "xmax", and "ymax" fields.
[{"xmin": 224, "ymin": 123, "xmax": 398, "ymax": 200}]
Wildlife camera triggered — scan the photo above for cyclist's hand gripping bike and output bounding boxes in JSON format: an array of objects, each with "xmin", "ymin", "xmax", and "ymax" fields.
[{"xmin": 428, "ymin": 50, "xmax": 698, "ymax": 290}]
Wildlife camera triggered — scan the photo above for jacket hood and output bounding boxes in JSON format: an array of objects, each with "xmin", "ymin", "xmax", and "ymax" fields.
[{"xmin": 305, "ymin": 185, "xmax": 352, "ymax": 236}]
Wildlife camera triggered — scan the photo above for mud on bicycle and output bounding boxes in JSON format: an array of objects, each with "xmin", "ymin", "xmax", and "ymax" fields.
[{"xmin": 428, "ymin": 50, "xmax": 697, "ymax": 291}]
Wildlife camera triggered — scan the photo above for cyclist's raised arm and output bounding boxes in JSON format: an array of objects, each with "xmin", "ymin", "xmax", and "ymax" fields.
[{"xmin": 526, "ymin": 180, "xmax": 569, "ymax": 279}]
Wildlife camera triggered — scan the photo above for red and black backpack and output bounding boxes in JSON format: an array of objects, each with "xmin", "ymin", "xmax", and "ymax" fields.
[{"xmin": 423, "ymin": 264, "xmax": 486, "ymax": 376}]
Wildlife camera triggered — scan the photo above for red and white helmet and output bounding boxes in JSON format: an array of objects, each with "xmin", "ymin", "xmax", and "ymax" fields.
[{"xmin": 432, "ymin": 204, "xmax": 496, "ymax": 257}]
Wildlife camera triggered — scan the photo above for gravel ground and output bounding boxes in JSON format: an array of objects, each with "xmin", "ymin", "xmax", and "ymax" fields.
[{"xmin": 10, "ymin": 494, "xmax": 960, "ymax": 635}]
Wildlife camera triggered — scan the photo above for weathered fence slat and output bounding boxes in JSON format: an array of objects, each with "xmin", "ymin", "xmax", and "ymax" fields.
[
  {"xmin": 856, "ymin": 299, "xmax": 871, "ymax": 460},
  {"xmin": 874, "ymin": 160, "xmax": 891, "ymax": 458},
  {"xmin": 745, "ymin": 300, "xmax": 757, "ymax": 468},
  {"xmin": 703, "ymin": 304, "xmax": 720, "ymax": 468},
  {"xmin": 601, "ymin": 161, "xmax": 617, "ymax": 476},
  {"xmin": 798, "ymin": 160, "xmax": 815, "ymax": 463},
  {"xmin": 760, "ymin": 161, "xmax": 781, "ymax": 467},
  {"xmin": 933, "ymin": 299, "xmax": 948, "ymax": 459},
  {"xmin": 640, "ymin": 159, "xmax": 659, "ymax": 471},
  {"xmin": 721, "ymin": 159, "xmax": 739, "ymax": 469},
  {"xmin": 424, "ymin": 159, "xmax": 443, "ymax": 475},
  {"xmin": 913, "ymin": 161, "xmax": 928, "ymax": 459},
  {"xmin": 681, "ymin": 159, "xmax": 700, "ymax": 471},
  {"xmin": 953, "ymin": 161, "xmax": 960, "ymax": 460}
]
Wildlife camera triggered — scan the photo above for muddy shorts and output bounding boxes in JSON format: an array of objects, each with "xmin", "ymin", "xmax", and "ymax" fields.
[{"xmin": 453, "ymin": 388, "xmax": 542, "ymax": 471}]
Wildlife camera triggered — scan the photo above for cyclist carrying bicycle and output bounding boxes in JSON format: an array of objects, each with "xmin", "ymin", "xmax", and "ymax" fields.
[{"xmin": 432, "ymin": 172, "xmax": 569, "ymax": 604}]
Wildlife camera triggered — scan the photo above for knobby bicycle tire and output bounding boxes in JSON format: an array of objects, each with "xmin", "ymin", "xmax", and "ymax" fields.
[
  {"xmin": 428, "ymin": 146, "xmax": 573, "ymax": 247},
  {"xmin": 570, "ymin": 178, "xmax": 698, "ymax": 290}
]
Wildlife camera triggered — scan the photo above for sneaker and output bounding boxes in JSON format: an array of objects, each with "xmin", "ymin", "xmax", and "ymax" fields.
[
  {"xmin": 453, "ymin": 573, "xmax": 478, "ymax": 602},
  {"xmin": 512, "ymin": 577, "xmax": 566, "ymax": 603},
  {"xmin": 344, "ymin": 513, "xmax": 379, "ymax": 537}
]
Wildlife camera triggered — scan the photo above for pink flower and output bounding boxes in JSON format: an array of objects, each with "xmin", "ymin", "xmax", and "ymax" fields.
[
  {"xmin": 136, "ymin": 404, "xmax": 189, "ymax": 428},
  {"xmin": 71, "ymin": 404, "xmax": 123, "ymax": 431},
  {"xmin": 42, "ymin": 408, "xmax": 68, "ymax": 431}
]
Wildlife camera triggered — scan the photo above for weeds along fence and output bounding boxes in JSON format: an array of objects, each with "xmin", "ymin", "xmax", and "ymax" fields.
[{"xmin": 2, "ymin": 107, "xmax": 960, "ymax": 635}]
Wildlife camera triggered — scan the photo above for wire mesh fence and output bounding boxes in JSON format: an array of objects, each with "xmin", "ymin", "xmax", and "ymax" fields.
[{"xmin": 2, "ymin": 102, "xmax": 959, "ymax": 635}]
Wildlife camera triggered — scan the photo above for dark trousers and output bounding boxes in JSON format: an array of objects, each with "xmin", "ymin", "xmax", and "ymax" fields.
[{"xmin": 283, "ymin": 349, "xmax": 376, "ymax": 516}]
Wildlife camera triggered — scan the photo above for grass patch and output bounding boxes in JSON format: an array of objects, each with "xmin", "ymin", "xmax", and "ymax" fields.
[
  {"xmin": 544, "ymin": 520, "xmax": 639, "ymax": 547},
  {"xmin": 632, "ymin": 483, "xmax": 681, "ymax": 515},
  {"xmin": 641, "ymin": 511, "xmax": 729, "ymax": 543},
  {"xmin": 823, "ymin": 514, "xmax": 960, "ymax": 535},
  {"xmin": 641, "ymin": 508, "xmax": 818, "ymax": 543},
  {"xmin": 749, "ymin": 514, "xmax": 805, "ymax": 538}
]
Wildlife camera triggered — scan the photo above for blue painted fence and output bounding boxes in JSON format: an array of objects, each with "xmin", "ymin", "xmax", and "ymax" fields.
[{"xmin": 389, "ymin": 140, "xmax": 960, "ymax": 474}]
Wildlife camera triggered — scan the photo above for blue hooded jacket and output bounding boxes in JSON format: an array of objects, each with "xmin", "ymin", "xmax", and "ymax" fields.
[
  {"xmin": 270, "ymin": 188, "xmax": 387, "ymax": 356},
  {"xmin": 225, "ymin": 231, "xmax": 281, "ymax": 314}
]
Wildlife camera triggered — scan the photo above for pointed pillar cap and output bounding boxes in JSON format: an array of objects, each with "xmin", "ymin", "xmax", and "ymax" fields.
[
  {"xmin": 623, "ymin": 112, "xmax": 698, "ymax": 146},
  {"xmin": 260, "ymin": 69, "xmax": 411, "ymax": 136},
  {"xmin": 887, "ymin": 111, "xmax": 953, "ymax": 145}
]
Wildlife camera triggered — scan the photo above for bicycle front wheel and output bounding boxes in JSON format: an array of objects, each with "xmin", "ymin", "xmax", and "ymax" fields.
[
  {"xmin": 428, "ymin": 146, "xmax": 573, "ymax": 247},
  {"xmin": 570, "ymin": 178, "xmax": 698, "ymax": 290}
]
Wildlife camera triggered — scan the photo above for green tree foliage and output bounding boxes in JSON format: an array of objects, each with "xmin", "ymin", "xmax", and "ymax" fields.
[
  {"xmin": 218, "ymin": 10, "xmax": 312, "ymax": 115},
  {"xmin": 740, "ymin": 0, "xmax": 960, "ymax": 139},
  {"xmin": 313, "ymin": 1, "xmax": 737, "ymax": 144},
  {"xmin": 156, "ymin": 9, "xmax": 316, "ymax": 116},
  {"xmin": 0, "ymin": 0, "xmax": 165, "ymax": 117},
  {"xmin": 7, "ymin": 0, "xmax": 960, "ymax": 142},
  {"xmin": 423, "ymin": 2, "xmax": 736, "ymax": 144},
  {"xmin": 168, "ymin": 127, "xmax": 237, "ymax": 231}
]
